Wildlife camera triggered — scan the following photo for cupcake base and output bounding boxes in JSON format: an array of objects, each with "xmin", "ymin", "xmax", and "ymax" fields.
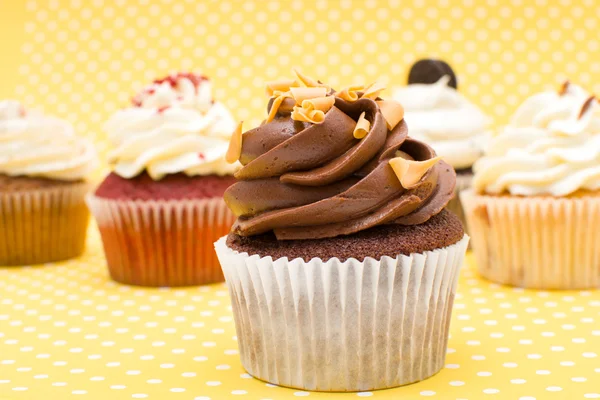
[
  {"xmin": 216, "ymin": 224, "xmax": 469, "ymax": 391},
  {"xmin": 461, "ymin": 189, "xmax": 600, "ymax": 289},
  {"xmin": 87, "ymin": 194, "xmax": 236, "ymax": 287},
  {"xmin": 0, "ymin": 180, "xmax": 91, "ymax": 266}
]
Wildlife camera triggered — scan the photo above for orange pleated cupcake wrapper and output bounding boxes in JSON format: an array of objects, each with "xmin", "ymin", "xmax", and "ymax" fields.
[
  {"xmin": 0, "ymin": 183, "xmax": 91, "ymax": 266},
  {"xmin": 461, "ymin": 189, "xmax": 600, "ymax": 289},
  {"xmin": 446, "ymin": 173, "xmax": 473, "ymax": 241},
  {"xmin": 215, "ymin": 235, "xmax": 469, "ymax": 392},
  {"xmin": 86, "ymin": 194, "xmax": 236, "ymax": 287}
]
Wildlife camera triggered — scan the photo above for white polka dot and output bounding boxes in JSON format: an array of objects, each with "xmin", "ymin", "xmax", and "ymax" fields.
[
  {"xmin": 171, "ymin": 388, "xmax": 185, "ymax": 393},
  {"xmin": 357, "ymin": 393, "xmax": 373, "ymax": 397},
  {"xmin": 206, "ymin": 381, "xmax": 221, "ymax": 386},
  {"xmin": 132, "ymin": 395, "xmax": 148, "ymax": 399},
  {"xmin": 231, "ymin": 390, "xmax": 247, "ymax": 395},
  {"xmin": 536, "ymin": 370, "xmax": 551, "ymax": 375},
  {"xmin": 477, "ymin": 372, "xmax": 492, "ymax": 377},
  {"xmin": 294, "ymin": 392, "xmax": 310, "ymax": 397},
  {"xmin": 72, "ymin": 390, "xmax": 87, "ymax": 395},
  {"xmin": 483, "ymin": 389, "xmax": 500, "ymax": 394},
  {"xmin": 547, "ymin": 386, "xmax": 563, "ymax": 392},
  {"xmin": 111, "ymin": 385, "xmax": 126, "ymax": 390},
  {"xmin": 420, "ymin": 391, "xmax": 436, "ymax": 397},
  {"xmin": 572, "ymin": 377, "xmax": 587, "ymax": 382},
  {"xmin": 147, "ymin": 379, "xmax": 162, "ymax": 384},
  {"xmin": 450, "ymin": 381, "xmax": 465, "ymax": 386},
  {"xmin": 511, "ymin": 379, "xmax": 527, "ymax": 384}
]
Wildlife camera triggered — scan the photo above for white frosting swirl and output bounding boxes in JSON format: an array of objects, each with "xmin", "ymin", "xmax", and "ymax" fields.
[
  {"xmin": 0, "ymin": 100, "xmax": 97, "ymax": 181},
  {"xmin": 393, "ymin": 76, "xmax": 490, "ymax": 169},
  {"xmin": 106, "ymin": 74, "xmax": 237, "ymax": 180},
  {"xmin": 473, "ymin": 83, "xmax": 600, "ymax": 197}
]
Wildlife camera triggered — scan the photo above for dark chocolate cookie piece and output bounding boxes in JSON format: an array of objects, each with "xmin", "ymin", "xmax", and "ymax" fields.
[{"xmin": 408, "ymin": 59, "xmax": 457, "ymax": 89}]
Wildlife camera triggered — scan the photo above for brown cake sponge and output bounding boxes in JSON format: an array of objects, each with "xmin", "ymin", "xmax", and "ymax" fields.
[
  {"xmin": 95, "ymin": 172, "xmax": 237, "ymax": 201},
  {"xmin": 0, "ymin": 174, "xmax": 83, "ymax": 192},
  {"xmin": 226, "ymin": 209, "xmax": 464, "ymax": 262}
]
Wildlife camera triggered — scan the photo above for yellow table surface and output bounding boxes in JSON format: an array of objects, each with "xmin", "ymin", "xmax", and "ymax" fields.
[{"xmin": 1, "ymin": 226, "xmax": 599, "ymax": 400}]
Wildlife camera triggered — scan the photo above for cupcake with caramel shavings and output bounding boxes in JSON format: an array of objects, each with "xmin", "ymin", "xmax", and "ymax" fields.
[
  {"xmin": 0, "ymin": 100, "xmax": 98, "ymax": 265},
  {"xmin": 87, "ymin": 72, "xmax": 238, "ymax": 287},
  {"xmin": 215, "ymin": 69, "xmax": 469, "ymax": 391}
]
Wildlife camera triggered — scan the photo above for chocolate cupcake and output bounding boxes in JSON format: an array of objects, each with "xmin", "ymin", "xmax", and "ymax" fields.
[
  {"xmin": 215, "ymin": 70, "xmax": 469, "ymax": 391},
  {"xmin": 87, "ymin": 73, "xmax": 238, "ymax": 287},
  {"xmin": 0, "ymin": 100, "xmax": 97, "ymax": 265},
  {"xmin": 395, "ymin": 59, "xmax": 491, "ymax": 241}
]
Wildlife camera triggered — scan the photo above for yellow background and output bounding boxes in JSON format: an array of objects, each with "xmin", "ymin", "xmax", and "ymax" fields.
[
  {"xmin": 1, "ymin": 0, "xmax": 600, "ymax": 399},
  {"xmin": 1, "ymin": 0, "xmax": 600, "ymax": 156}
]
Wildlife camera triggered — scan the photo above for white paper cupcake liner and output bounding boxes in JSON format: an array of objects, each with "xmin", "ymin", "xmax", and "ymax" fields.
[
  {"xmin": 215, "ymin": 234, "xmax": 469, "ymax": 391},
  {"xmin": 461, "ymin": 189, "xmax": 600, "ymax": 289},
  {"xmin": 0, "ymin": 183, "xmax": 91, "ymax": 266},
  {"xmin": 87, "ymin": 194, "xmax": 236, "ymax": 287}
]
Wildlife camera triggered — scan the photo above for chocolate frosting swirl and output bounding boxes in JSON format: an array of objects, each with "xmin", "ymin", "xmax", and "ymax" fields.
[{"xmin": 225, "ymin": 93, "xmax": 456, "ymax": 240}]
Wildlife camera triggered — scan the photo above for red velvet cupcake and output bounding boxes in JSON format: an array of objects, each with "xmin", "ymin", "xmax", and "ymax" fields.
[{"xmin": 87, "ymin": 73, "xmax": 238, "ymax": 287}]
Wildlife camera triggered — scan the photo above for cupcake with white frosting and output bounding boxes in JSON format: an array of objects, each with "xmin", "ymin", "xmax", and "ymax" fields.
[
  {"xmin": 0, "ymin": 100, "xmax": 98, "ymax": 265},
  {"xmin": 394, "ymin": 60, "xmax": 490, "ymax": 236},
  {"xmin": 87, "ymin": 73, "xmax": 238, "ymax": 286},
  {"xmin": 461, "ymin": 81, "xmax": 600, "ymax": 289}
]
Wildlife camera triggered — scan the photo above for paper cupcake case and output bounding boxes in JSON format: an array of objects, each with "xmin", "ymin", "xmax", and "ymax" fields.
[
  {"xmin": 87, "ymin": 194, "xmax": 236, "ymax": 287},
  {"xmin": 215, "ymin": 235, "xmax": 469, "ymax": 392},
  {"xmin": 461, "ymin": 190, "xmax": 600, "ymax": 289},
  {"xmin": 0, "ymin": 183, "xmax": 91, "ymax": 266}
]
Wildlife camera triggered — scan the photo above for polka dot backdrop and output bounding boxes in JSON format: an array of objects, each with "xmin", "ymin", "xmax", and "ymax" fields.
[
  {"xmin": 1, "ymin": 229, "xmax": 600, "ymax": 399},
  {"xmin": 1, "ymin": 0, "xmax": 600, "ymax": 399},
  {"xmin": 1, "ymin": 0, "xmax": 600, "ymax": 159}
]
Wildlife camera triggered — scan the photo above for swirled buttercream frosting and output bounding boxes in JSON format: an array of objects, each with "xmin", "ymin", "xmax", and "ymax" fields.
[
  {"xmin": 0, "ymin": 100, "xmax": 97, "ymax": 181},
  {"xmin": 224, "ymin": 70, "xmax": 456, "ymax": 240},
  {"xmin": 393, "ymin": 76, "xmax": 490, "ymax": 170},
  {"xmin": 473, "ymin": 82, "xmax": 600, "ymax": 196},
  {"xmin": 105, "ymin": 73, "xmax": 238, "ymax": 180}
]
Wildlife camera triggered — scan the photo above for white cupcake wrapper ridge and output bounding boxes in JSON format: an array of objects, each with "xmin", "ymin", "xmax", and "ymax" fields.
[{"xmin": 215, "ymin": 234, "xmax": 469, "ymax": 391}]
